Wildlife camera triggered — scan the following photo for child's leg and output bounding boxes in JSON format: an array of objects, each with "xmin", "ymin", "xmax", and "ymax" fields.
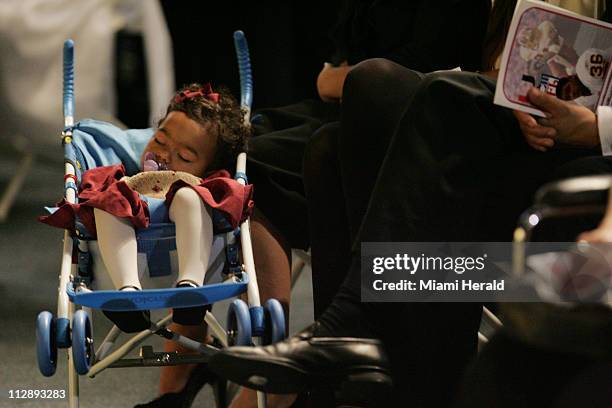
[
  {"xmin": 139, "ymin": 207, "xmax": 294, "ymax": 407},
  {"xmin": 248, "ymin": 208, "xmax": 291, "ymax": 317},
  {"xmin": 158, "ymin": 323, "xmax": 210, "ymax": 394},
  {"xmin": 94, "ymin": 208, "xmax": 149, "ymax": 333},
  {"xmin": 229, "ymin": 209, "xmax": 296, "ymax": 408},
  {"xmin": 168, "ymin": 187, "xmax": 213, "ymax": 287},
  {"xmin": 93, "ymin": 208, "xmax": 141, "ymax": 290}
]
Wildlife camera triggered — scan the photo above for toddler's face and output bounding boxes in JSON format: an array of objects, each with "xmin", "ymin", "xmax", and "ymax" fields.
[{"xmin": 141, "ymin": 111, "xmax": 217, "ymax": 176}]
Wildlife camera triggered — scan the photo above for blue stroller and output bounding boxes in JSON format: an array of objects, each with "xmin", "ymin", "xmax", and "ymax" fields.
[{"xmin": 35, "ymin": 32, "xmax": 285, "ymax": 408}]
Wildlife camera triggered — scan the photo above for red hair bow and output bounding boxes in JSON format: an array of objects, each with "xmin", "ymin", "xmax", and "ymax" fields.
[{"xmin": 174, "ymin": 83, "xmax": 220, "ymax": 103}]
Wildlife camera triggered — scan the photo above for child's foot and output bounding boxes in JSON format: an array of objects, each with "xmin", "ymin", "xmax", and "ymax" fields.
[
  {"xmin": 102, "ymin": 286, "xmax": 151, "ymax": 333},
  {"xmin": 172, "ymin": 280, "xmax": 206, "ymax": 325}
]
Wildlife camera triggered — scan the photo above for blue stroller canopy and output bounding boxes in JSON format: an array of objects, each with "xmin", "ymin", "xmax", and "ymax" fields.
[{"xmin": 69, "ymin": 119, "xmax": 153, "ymax": 177}]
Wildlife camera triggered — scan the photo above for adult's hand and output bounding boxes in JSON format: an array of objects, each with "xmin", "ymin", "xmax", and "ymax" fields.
[
  {"xmin": 513, "ymin": 87, "xmax": 599, "ymax": 152},
  {"xmin": 316, "ymin": 62, "xmax": 352, "ymax": 103},
  {"xmin": 513, "ymin": 108, "xmax": 556, "ymax": 152}
]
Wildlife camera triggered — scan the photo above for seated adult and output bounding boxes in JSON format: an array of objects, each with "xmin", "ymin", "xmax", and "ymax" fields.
[
  {"xmin": 209, "ymin": 2, "xmax": 612, "ymax": 407},
  {"xmin": 210, "ymin": 75, "xmax": 612, "ymax": 406},
  {"xmin": 303, "ymin": 0, "xmax": 513, "ymax": 317},
  {"xmin": 247, "ymin": 0, "xmax": 490, "ymax": 254},
  {"xmin": 137, "ymin": 1, "xmax": 491, "ymax": 407}
]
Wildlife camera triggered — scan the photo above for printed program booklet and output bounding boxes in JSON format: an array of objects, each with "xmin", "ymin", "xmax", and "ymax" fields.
[{"xmin": 494, "ymin": 0, "xmax": 612, "ymax": 116}]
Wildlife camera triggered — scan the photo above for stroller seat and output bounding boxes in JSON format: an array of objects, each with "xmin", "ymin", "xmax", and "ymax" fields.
[
  {"xmin": 37, "ymin": 36, "xmax": 285, "ymax": 408},
  {"xmin": 48, "ymin": 118, "xmax": 247, "ymax": 303}
]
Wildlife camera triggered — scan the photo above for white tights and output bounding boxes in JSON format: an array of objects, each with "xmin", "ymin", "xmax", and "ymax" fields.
[{"xmin": 94, "ymin": 187, "xmax": 213, "ymax": 290}]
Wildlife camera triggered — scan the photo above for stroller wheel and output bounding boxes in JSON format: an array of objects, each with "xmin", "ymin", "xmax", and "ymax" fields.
[
  {"xmin": 36, "ymin": 311, "xmax": 57, "ymax": 377},
  {"xmin": 226, "ymin": 299, "xmax": 251, "ymax": 346},
  {"xmin": 263, "ymin": 299, "xmax": 286, "ymax": 345},
  {"xmin": 72, "ymin": 310, "xmax": 94, "ymax": 375}
]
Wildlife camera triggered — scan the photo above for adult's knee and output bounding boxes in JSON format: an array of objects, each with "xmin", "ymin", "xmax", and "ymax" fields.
[
  {"xmin": 344, "ymin": 58, "xmax": 412, "ymax": 101},
  {"xmin": 346, "ymin": 59, "xmax": 399, "ymax": 91}
]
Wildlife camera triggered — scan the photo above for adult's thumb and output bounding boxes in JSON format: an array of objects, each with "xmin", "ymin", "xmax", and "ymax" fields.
[{"xmin": 527, "ymin": 87, "xmax": 562, "ymax": 115}]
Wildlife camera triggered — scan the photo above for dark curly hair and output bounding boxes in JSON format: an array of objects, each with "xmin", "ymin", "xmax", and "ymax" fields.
[
  {"xmin": 481, "ymin": 0, "xmax": 516, "ymax": 71},
  {"xmin": 161, "ymin": 83, "xmax": 250, "ymax": 172}
]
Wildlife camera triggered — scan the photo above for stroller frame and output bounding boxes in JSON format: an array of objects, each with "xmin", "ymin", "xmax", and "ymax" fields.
[{"xmin": 36, "ymin": 32, "xmax": 283, "ymax": 408}]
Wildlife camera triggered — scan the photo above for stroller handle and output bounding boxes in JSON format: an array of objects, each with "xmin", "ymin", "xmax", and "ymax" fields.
[
  {"xmin": 233, "ymin": 30, "xmax": 253, "ymax": 118},
  {"xmin": 63, "ymin": 39, "xmax": 75, "ymax": 127}
]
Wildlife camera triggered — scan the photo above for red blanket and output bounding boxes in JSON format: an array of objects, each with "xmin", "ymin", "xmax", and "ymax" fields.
[{"xmin": 39, "ymin": 164, "xmax": 254, "ymax": 238}]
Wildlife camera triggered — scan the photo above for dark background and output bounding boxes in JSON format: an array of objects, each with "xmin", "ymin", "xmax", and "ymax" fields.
[{"xmin": 116, "ymin": 2, "xmax": 341, "ymax": 128}]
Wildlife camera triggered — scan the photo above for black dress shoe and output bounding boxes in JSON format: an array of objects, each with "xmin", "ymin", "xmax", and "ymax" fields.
[
  {"xmin": 134, "ymin": 363, "xmax": 223, "ymax": 408},
  {"xmin": 209, "ymin": 323, "xmax": 392, "ymax": 405}
]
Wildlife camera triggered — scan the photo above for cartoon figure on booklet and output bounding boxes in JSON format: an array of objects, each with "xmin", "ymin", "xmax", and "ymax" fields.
[
  {"xmin": 518, "ymin": 20, "xmax": 579, "ymax": 79},
  {"xmin": 40, "ymin": 83, "xmax": 253, "ymax": 332}
]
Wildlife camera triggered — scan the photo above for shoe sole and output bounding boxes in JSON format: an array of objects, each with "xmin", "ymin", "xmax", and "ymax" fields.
[{"xmin": 211, "ymin": 352, "xmax": 392, "ymax": 398}]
